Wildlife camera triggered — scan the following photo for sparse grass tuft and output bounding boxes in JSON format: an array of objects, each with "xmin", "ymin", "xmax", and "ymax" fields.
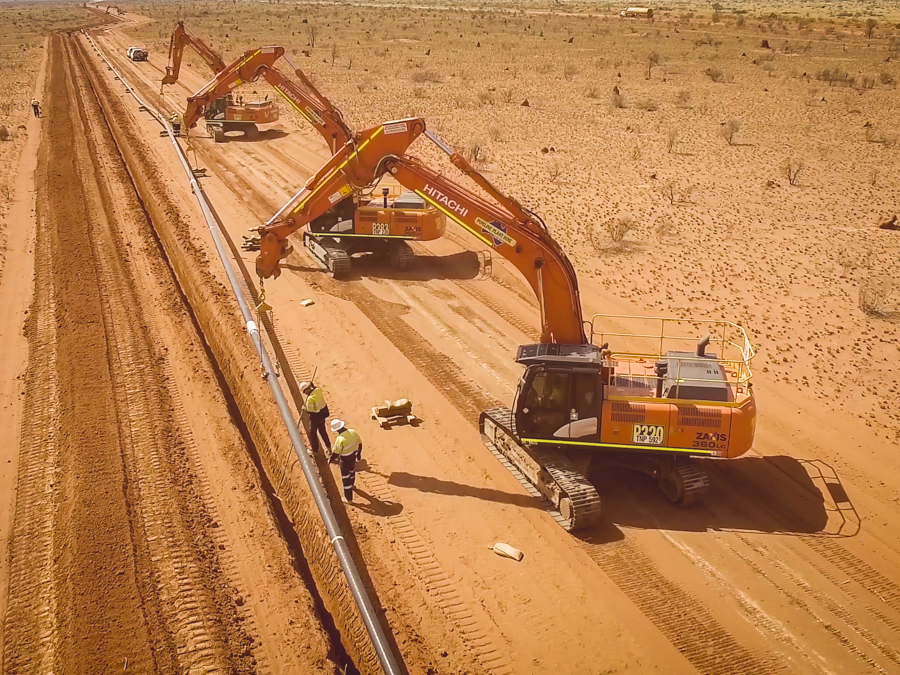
[
  {"xmin": 607, "ymin": 215, "xmax": 635, "ymax": 243},
  {"xmin": 706, "ymin": 65, "xmax": 726, "ymax": 82},
  {"xmin": 783, "ymin": 157, "xmax": 805, "ymax": 185},
  {"xmin": 675, "ymin": 89, "xmax": 693, "ymax": 107},
  {"xmin": 635, "ymin": 98, "xmax": 658, "ymax": 111},
  {"xmin": 666, "ymin": 128, "xmax": 679, "ymax": 154},
  {"xmin": 859, "ymin": 275, "xmax": 895, "ymax": 316},
  {"xmin": 410, "ymin": 69, "xmax": 441, "ymax": 83},
  {"xmin": 720, "ymin": 118, "xmax": 741, "ymax": 145},
  {"xmin": 465, "ymin": 138, "xmax": 488, "ymax": 164}
]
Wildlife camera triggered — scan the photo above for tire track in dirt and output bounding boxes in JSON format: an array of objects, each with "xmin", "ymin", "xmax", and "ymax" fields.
[
  {"xmin": 1, "ymin": 162, "xmax": 62, "ymax": 675},
  {"xmin": 580, "ymin": 535, "xmax": 783, "ymax": 675},
  {"xmin": 728, "ymin": 535, "xmax": 900, "ymax": 672}
]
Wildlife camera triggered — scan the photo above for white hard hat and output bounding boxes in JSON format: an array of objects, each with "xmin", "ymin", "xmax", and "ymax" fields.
[
  {"xmin": 300, "ymin": 381, "xmax": 311, "ymax": 392},
  {"xmin": 330, "ymin": 419, "xmax": 345, "ymax": 432}
]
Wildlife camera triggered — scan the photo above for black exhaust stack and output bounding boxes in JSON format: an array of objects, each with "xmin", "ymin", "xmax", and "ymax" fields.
[
  {"xmin": 697, "ymin": 334, "xmax": 712, "ymax": 358},
  {"xmin": 654, "ymin": 359, "xmax": 668, "ymax": 398}
]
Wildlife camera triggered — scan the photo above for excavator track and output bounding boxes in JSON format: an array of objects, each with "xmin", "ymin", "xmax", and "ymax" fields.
[
  {"xmin": 303, "ymin": 232, "xmax": 352, "ymax": 279},
  {"xmin": 480, "ymin": 407, "xmax": 602, "ymax": 531},
  {"xmin": 388, "ymin": 241, "xmax": 414, "ymax": 271},
  {"xmin": 658, "ymin": 460, "xmax": 709, "ymax": 507}
]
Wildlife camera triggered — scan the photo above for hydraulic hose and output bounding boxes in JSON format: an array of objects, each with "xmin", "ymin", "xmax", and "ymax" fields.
[{"xmin": 82, "ymin": 31, "xmax": 403, "ymax": 675}]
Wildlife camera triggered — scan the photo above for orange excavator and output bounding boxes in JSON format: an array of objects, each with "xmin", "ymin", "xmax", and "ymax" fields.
[
  {"xmin": 163, "ymin": 23, "xmax": 352, "ymax": 149},
  {"xmin": 254, "ymin": 129, "xmax": 757, "ymax": 530},
  {"xmin": 162, "ymin": 22, "xmax": 278, "ymax": 142},
  {"xmin": 257, "ymin": 117, "xmax": 444, "ymax": 276}
]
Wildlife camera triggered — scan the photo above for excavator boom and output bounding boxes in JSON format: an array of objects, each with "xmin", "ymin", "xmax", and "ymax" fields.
[
  {"xmin": 383, "ymin": 155, "xmax": 585, "ymax": 344},
  {"xmin": 261, "ymin": 57, "xmax": 352, "ymax": 153},
  {"xmin": 162, "ymin": 21, "xmax": 227, "ymax": 85}
]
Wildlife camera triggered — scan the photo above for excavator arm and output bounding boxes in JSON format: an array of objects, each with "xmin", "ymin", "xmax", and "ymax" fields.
[
  {"xmin": 261, "ymin": 57, "xmax": 352, "ymax": 153},
  {"xmin": 182, "ymin": 46, "xmax": 285, "ymax": 129},
  {"xmin": 162, "ymin": 21, "xmax": 227, "ymax": 85},
  {"xmin": 382, "ymin": 153, "xmax": 585, "ymax": 344}
]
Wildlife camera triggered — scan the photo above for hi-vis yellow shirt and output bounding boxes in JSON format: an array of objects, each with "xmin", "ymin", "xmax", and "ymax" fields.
[
  {"xmin": 332, "ymin": 429, "xmax": 361, "ymax": 456},
  {"xmin": 305, "ymin": 387, "xmax": 327, "ymax": 414}
]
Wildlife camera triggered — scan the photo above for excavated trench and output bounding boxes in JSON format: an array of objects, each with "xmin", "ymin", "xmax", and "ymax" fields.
[{"xmin": 66, "ymin": 34, "xmax": 376, "ymax": 675}]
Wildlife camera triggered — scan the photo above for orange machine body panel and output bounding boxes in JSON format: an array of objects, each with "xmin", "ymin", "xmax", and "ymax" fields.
[
  {"xmin": 598, "ymin": 396, "xmax": 755, "ymax": 458},
  {"xmin": 355, "ymin": 203, "xmax": 446, "ymax": 241},
  {"xmin": 224, "ymin": 100, "xmax": 279, "ymax": 124}
]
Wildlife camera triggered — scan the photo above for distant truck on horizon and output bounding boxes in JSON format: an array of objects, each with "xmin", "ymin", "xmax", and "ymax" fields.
[{"xmin": 620, "ymin": 7, "xmax": 653, "ymax": 18}]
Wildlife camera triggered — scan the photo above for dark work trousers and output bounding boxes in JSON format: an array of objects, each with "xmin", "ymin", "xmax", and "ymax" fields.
[
  {"xmin": 32, "ymin": 105, "xmax": 39, "ymax": 117},
  {"xmin": 308, "ymin": 410, "xmax": 330, "ymax": 454},
  {"xmin": 339, "ymin": 451, "xmax": 359, "ymax": 501}
]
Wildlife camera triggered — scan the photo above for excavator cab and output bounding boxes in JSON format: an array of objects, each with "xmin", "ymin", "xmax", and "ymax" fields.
[{"xmin": 514, "ymin": 362, "xmax": 602, "ymax": 443}]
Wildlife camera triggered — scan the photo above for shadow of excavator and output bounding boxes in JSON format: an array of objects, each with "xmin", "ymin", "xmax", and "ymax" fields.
[
  {"xmin": 382, "ymin": 455, "xmax": 858, "ymax": 542},
  {"xmin": 348, "ymin": 250, "xmax": 487, "ymax": 282},
  {"xmin": 590, "ymin": 454, "xmax": 859, "ymax": 539},
  {"xmin": 214, "ymin": 128, "xmax": 289, "ymax": 143}
]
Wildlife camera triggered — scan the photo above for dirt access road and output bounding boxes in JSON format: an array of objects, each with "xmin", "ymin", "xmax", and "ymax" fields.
[
  {"xmin": 91, "ymin": 14, "xmax": 900, "ymax": 675},
  {"xmin": 0, "ymin": 27, "xmax": 339, "ymax": 675}
]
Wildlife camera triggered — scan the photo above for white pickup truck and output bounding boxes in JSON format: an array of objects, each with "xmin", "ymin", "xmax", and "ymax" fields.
[{"xmin": 126, "ymin": 47, "xmax": 148, "ymax": 62}]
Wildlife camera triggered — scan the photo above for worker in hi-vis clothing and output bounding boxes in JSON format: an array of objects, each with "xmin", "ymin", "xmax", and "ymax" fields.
[
  {"xmin": 31, "ymin": 98, "xmax": 40, "ymax": 117},
  {"xmin": 168, "ymin": 111, "xmax": 182, "ymax": 136},
  {"xmin": 328, "ymin": 420, "xmax": 362, "ymax": 503},
  {"xmin": 300, "ymin": 381, "xmax": 330, "ymax": 454}
]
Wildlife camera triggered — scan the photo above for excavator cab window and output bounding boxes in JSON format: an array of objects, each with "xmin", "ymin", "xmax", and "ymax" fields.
[{"xmin": 516, "ymin": 368, "xmax": 600, "ymax": 442}]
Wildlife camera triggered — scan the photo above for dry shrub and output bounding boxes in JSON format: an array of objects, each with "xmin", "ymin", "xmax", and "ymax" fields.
[
  {"xmin": 412, "ymin": 86, "xmax": 427, "ymax": 98},
  {"xmin": 488, "ymin": 125, "xmax": 502, "ymax": 142},
  {"xmin": 410, "ymin": 69, "xmax": 441, "ymax": 83},
  {"xmin": 706, "ymin": 65, "xmax": 726, "ymax": 82},
  {"xmin": 500, "ymin": 88, "xmax": 514, "ymax": 103},
  {"xmin": 547, "ymin": 161, "xmax": 564, "ymax": 182},
  {"xmin": 0, "ymin": 126, "xmax": 9, "ymax": 142},
  {"xmin": 465, "ymin": 138, "xmax": 488, "ymax": 164},
  {"xmin": 720, "ymin": 119, "xmax": 741, "ymax": 145},
  {"xmin": 564, "ymin": 63, "xmax": 579, "ymax": 80},
  {"xmin": 610, "ymin": 92, "xmax": 627, "ymax": 108},
  {"xmin": 655, "ymin": 217, "xmax": 675, "ymax": 242},
  {"xmin": 856, "ymin": 75, "xmax": 875, "ymax": 90},
  {"xmin": 607, "ymin": 215, "xmax": 635, "ymax": 243},
  {"xmin": 817, "ymin": 68, "xmax": 851, "ymax": 86},
  {"xmin": 635, "ymin": 98, "xmax": 659, "ymax": 111},
  {"xmin": 647, "ymin": 51, "xmax": 659, "ymax": 78},
  {"xmin": 866, "ymin": 127, "xmax": 899, "ymax": 146},
  {"xmin": 585, "ymin": 86, "xmax": 601, "ymax": 99},
  {"xmin": 859, "ymin": 276, "xmax": 895, "ymax": 316},
  {"xmin": 783, "ymin": 157, "xmax": 805, "ymax": 185},
  {"xmin": 879, "ymin": 71, "xmax": 895, "ymax": 85},
  {"xmin": 666, "ymin": 128, "xmax": 678, "ymax": 153},
  {"xmin": 477, "ymin": 90, "xmax": 495, "ymax": 105},
  {"xmin": 675, "ymin": 89, "xmax": 692, "ymax": 107}
]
